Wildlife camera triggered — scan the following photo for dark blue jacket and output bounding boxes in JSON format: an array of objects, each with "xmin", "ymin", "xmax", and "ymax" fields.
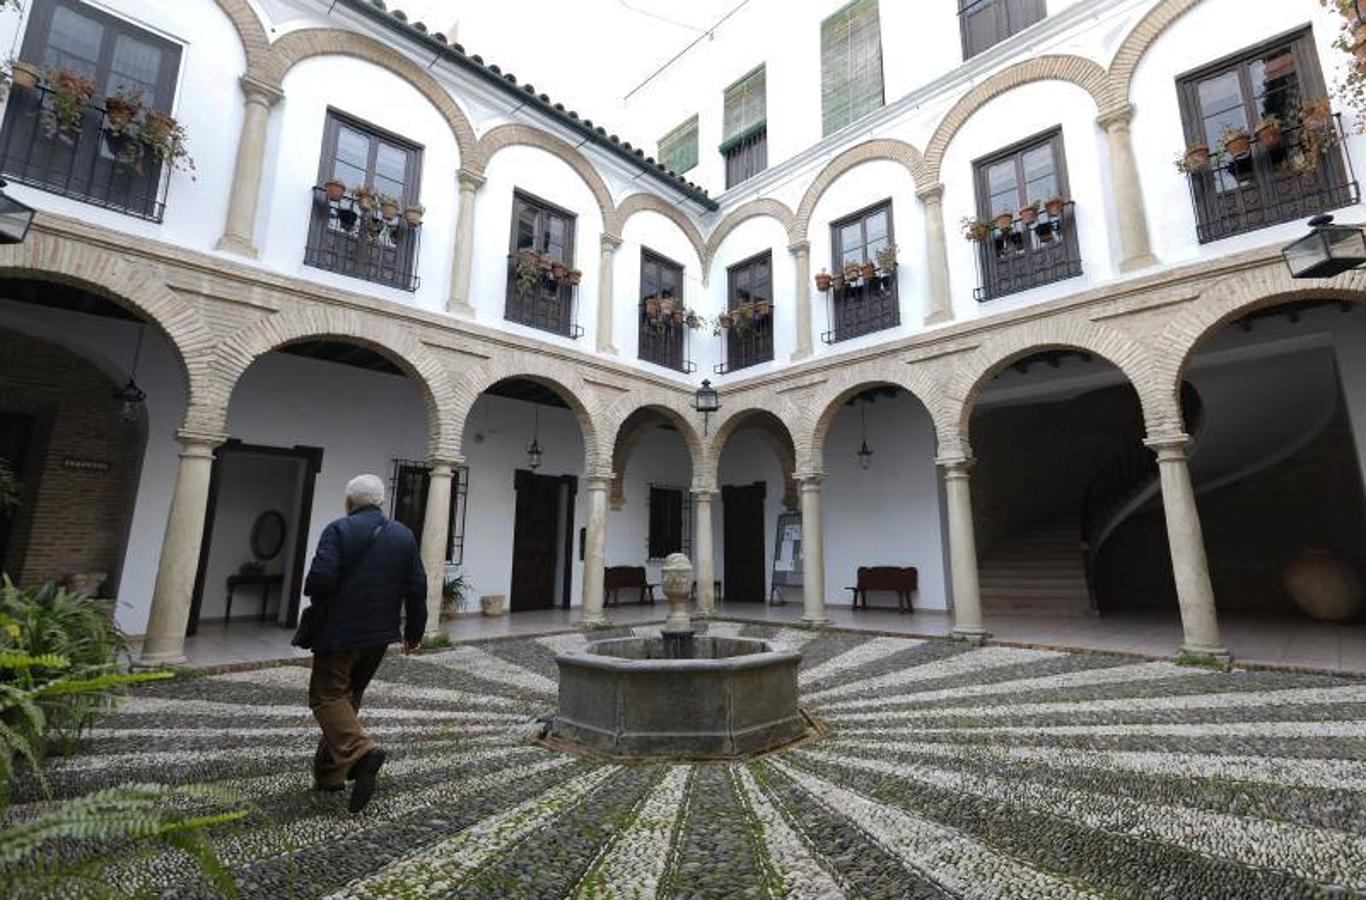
[{"xmin": 303, "ymin": 505, "xmax": 427, "ymax": 654}]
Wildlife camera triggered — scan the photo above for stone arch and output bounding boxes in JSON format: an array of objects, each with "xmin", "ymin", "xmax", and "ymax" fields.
[
  {"xmin": 944, "ymin": 318, "xmax": 1166, "ymax": 457},
  {"xmin": 791, "ymin": 139, "xmax": 928, "ymax": 244},
  {"xmin": 213, "ymin": 0, "xmax": 272, "ymax": 82},
  {"xmin": 702, "ymin": 198, "xmax": 798, "ymax": 275},
  {"xmin": 615, "ymin": 193, "xmax": 706, "ymax": 270},
  {"xmin": 602, "ymin": 398, "xmax": 703, "ymax": 508},
  {"xmin": 0, "ymin": 233, "xmax": 217, "ymax": 429},
  {"xmin": 922, "ymin": 55, "xmax": 1110, "ymax": 185},
  {"xmin": 449, "ymin": 350, "xmax": 605, "ymax": 470},
  {"xmin": 210, "ymin": 308, "xmax": 462, "ymax": 458},
  {"xmin": 803, "ymin": 360, "xmax": 949, "ymax": 471},
  {"xmin": 1104, "ymin": 0, "xmax": 1203, "ymax": 116},
  {"xmin": 471, "ymin": 124, "xmax": 620, "ymax": 235},
  {"xmin": 703, "ymin": 402, "xmax": 802, "ymax": 504},
  {"xmin": 263, "ymin": 29, "xmax": 477, "ymax": 163}
]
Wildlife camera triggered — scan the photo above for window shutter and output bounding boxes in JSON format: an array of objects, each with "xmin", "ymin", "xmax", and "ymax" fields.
[
  {"xmin": 822, "ymin": 0, "xmax": 883, "ymax": 137},
  {"xmin": 722, "ymin": 66, "xmax": 766, "ymax": 146},
  {"xmin": 658, "ymin": 115, "xmax": 699, "ymax": 174}
]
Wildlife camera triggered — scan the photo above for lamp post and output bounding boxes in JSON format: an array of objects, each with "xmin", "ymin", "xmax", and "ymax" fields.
[
  {"xmin": 1283, "ymin": 214, "xmax": 1366, "ymax": 279},
  {"xmin": 693, "ymin": 379, "xmax": 720, "ymax": 436},
  {"xmin": 0, "ymin": 179, "xmax": 36, "ymax": 245}
]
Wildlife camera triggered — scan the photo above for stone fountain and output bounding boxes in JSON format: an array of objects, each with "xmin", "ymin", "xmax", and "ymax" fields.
[{"xmin": 546, "ymin": 553, "xmax": 812, "ymax": 759}]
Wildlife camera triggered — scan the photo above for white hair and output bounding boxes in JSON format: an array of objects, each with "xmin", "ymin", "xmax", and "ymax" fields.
[{"xmin": 345, "ymin": 474, "xmax": 386, "ymax": 511}]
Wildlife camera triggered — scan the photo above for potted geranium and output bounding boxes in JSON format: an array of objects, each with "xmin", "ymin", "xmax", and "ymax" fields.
[
  {"xmin": 1018, "ymin": 200, "xmax": 1039, "ymax": 226},
  {"xmin": 961, "ymin": 217, "xmax": 991, "ymax": 242},
  {"xmin": 815, "ymin": 269, "xmax": 832, "ymax": 291},
  {"xmin": 378, "ymin": 194, "xmax": 400, "ymax": 220},
  {"xmin": 1174, "ymin": 142, "xmax": 1211, "ymax": 174},
  {"xmin": 644, "ymin": 295, "xmax": 661, "ymax": 318},
  {"xmin": 324, "ymin": 177, "xmax": 347, "ymax": 202},
  {"xmin": 1043, "ymin": 196, "xmax": 1066, "ymax": 218},
  {"xmin": 875, "ymin": 244, "xmax": 897, "ymax": 274},
  {"xmin": 515, "ymin": 249, "xmax": 541, "ymax": 294},
  {"xmin": 1254, "ymin": 114, "xmax": 1282, "ymax": 150},
  {"xmin": 404, "ymin": 203, "xmax": 424, "ymax": 226},
  {"xmin": 1222, "ymin": 124, "xmax": 1251, "ymax": 157},
  {"xmin": 138, "ymin": 108, "xmax": 194, "ymax": 176},
  {"xmin": 684, "ymin": 309, "xmax": 704, "ymax": 329},
  {"xmin": 992, "ymin": 210, "xmax": 1014, "ymax": 231},
  {"xmin": 9, "ymin": 59, "xmax": 40, "ymax": 91},
  {"xmin": 42, "ymin": 67, "xmax": 96, "ymax": 140},
  {"xmin": 714, "ymin": 310, "xmax": 734, "ymax": 333},
  {"xmin": 842, "ymin": 261, "xmax": 861, "ymax": 282},
  {"xmin": 102, "ymin": 86, "xmax": 142, "ymax": 135},
  {"xmin": 354, "ymin": 185, "xmax": 375, "ymax": 213}
]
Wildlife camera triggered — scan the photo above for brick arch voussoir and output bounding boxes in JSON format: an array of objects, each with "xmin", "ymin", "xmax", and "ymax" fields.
[
  {"xmin": 213, "ymin": 0, "xmax": 272, "ymax": 82},
  {"xmin": 946, "ymin": 320, "xmax": 1165, "ymax": 454},
  {"xmin": 1104, "ymin": 0, "xmax": 1203, "ymax": 116},
  {"xmin": 701, "ymin": 399, "xmax": 801, "ymax": 488},
  {"xmin": 212, "ymin": 309, "xmax": 461, "ymax": 458},
  {"xmin": 470, "ymin": 125, "xmax": 620, "ymax": 234},
  {"xmin": 803, "ymin": 361, "xmax": 947, "ymax": 472},
  {"xmin": 791, "ymin": 139, "xmax": 927, "ymax": 244},
  {"xmin": 615, "ymin": 193, "xmax": 706, "ymax": 270},
  {"xmin": 923, "ymin": 55, "xmax": 1109, "ymax": 184},
  {"xmin": 702, "ymin": 198, "xmax": 797, "ymax": 275},
  {"xmin": 600, "ymin": 391, "xmax": 704, "ymax": 482},
  {"xmin": 264, "ymin": 29, "xmax": 477, "ymax": 162}
]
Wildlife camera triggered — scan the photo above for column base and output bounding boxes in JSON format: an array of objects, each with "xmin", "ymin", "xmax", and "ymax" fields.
[
  {"xmin": 789, "ymin": 347, "xmax": 813, "ymax": 363},
  {"xmin": 1176, "ymin": 644, "xmax": 1231, "ymax": 669},
  {"xmin": 950, "ymin": 627, "xmax": 989, "ymax": 645},
  {"xmin": 1118, "ymin": 252, "xmax": 1158, "ymax": 273},
  {"xmin": 215, "ymin": 234, "xmax": 259, "ymax": 258},
  {"xmin": 596, "ymin": 344, "xmax": 619, "ymax": 356},
  {"xmin": 923, "ymin": 307, "xmax": 954, "ymax": 327},
  {"xmin": 134, "ymin": 649, "xmax": 186, "ymax": 669},
  {"xmin": 799, "ymin": 615, "xmax": 829, "ymax": 628},
  {"xmin": 447, "ymin": 300, "xmax": 476, "ymax": 318},
  {"xmin": 580, "ymin": 615, "xmax": 615, "ymax": 631}
]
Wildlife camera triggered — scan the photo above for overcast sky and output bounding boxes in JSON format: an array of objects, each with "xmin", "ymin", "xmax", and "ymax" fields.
[{"xmin": 390, "ymin": 0, "xmax": 745, "ymax": 135}]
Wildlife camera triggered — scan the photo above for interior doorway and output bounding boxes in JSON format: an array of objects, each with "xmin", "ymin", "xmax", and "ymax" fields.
[
  {"xmin": 0, "ymin": 412, "xmax": 38, "ymax": 573},
  {"xmin": 510, "ymin": 469, "xmax": 576, "ymax": 611},
  {"xmin": 189, "ymin": 442, "xmax": 322, "ymax": 634},
  {"xmin": 722, "ymin": 481, "xmax": 767, "ymax": 603}
]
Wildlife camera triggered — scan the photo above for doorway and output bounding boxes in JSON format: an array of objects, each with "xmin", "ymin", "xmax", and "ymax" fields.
[
  {"xmin": 723, "ymin": 481, "xmax": 767, "ymax": 603},
  {"xmin": 510, "ymin": 469, "xmax": 577, "ymax": 611},
  {"xmin": 188, "ymin": 442, "xmax": 322, "ymax": 634},
  {"xmin": 0, "ymin": 412, "xmax": 38, "ymax": 573}
]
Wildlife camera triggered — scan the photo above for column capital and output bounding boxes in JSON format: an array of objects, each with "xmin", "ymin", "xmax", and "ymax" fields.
[
  {"xmin": 787, "ymin": 239, "xmax": 810, "ymax": 256},
  {"xmin": 457, "ymin": 167, "xmax": 486, "ymax": 191},
  {"xmin": 600, "ymin": 232, "xmax": 623, "ymax": 251},
  {"xmin": 915, "ymin": 181, "xmax": 945, "ymax": 204},
  {"xmin": 239, "ymin": 75, "xmax": 283, "ymax": 107},
  {"xmin": 1096, "ymin": 103, "xmax": 1134, "ymax": 131},
  {"xmin": 1144, "ymin": 432, "xmax": 1192, "ymax": 459},
  {"xmin": 935, "ymin": 455, "xmax": 975, "ymax": 475},
  {"xmin": 690, "ymin": 483, "xmax": 717, "ymax": 498},
  {"xmin": 175, "ymin": 428, "xmax": 228, "ymax": 450},
  {"xmin": 428, "ymin": 454, "xmax": 465, "ymax": 471},
  {"xmin": 586, "ymin": 470, "xmax": 615, "ymax": 488},
  {"xmin": 795, "ymin": 470, "xmax": 825, "ymax": 487}
]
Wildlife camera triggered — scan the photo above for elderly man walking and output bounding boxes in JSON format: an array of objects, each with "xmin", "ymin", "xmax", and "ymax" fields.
[{"xmin": 303, "ymin": 473, "xmax": 427, "ymax": 812}]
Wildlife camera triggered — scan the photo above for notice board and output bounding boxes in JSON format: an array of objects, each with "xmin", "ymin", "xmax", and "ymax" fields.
[{"xmin": 769, "ymin": 510, "xmax": 803, "ymax": 604}]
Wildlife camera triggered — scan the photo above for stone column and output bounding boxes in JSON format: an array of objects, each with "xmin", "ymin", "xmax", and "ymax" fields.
[
  {"xmin": 938, "ymin": 456, "xmax": 987, "ymax": 641},
  {"xmin": 1146, "ymin": 435, "xmax": 1228, "ymax": 662},
  {"xmin": 216, "ymin": 76, "xmax": 282, "ymax": 258},
  {"xmin": 1098, "ymin": 105, "xmax": 1158, "ymax": 273},
  {"xmin": 917, "ymin": 183, "xmax": 954, "ymax": 326},
  {"xmin": 448, "ymin": 169, "xmax": 484, "ymax": 317},
  {"xmin": 138, "ymin": 430, "xmax": 226, "ymax": 666},
  {"xmin": 419, "ymin": 458, "xmax": 458, "ymax": 638},
  {"xmin": 789, "ymin": 240, "xmax": 813, "ymax": 361},
  {"xmin": 580, "ymin": 472, "xmax": 612, "ymax": 628},
  {"xmin": 596, "ymin": 234, "xmax": 622, "ymax": 355},
  {"xmin": 692, "ymin": 487, "xmax": 716, "ymax": 617},
  {"xmin": 798, "ymin": 473, "xmax": 828, "ymax": 626}
]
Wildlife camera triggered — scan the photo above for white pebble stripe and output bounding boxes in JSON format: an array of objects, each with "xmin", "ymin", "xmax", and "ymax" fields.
[
  {"xmin": 734, "ymin": 766, "xmax": 847, "ymax": 899},
  {"xmin": 799, "ymin": 637, "xmax": 923, "ymax": 688},
  {"xmin": 572, "ymin": 766, "xmax": 690, "ymax": 899},
  {"xmin": 805, "ymin": 647, "xmax": 1061, "ymax": 703},
  {"xmin": 211, "ymin": 666, "xmax": 527, "ymax": 710},
  {"xmin": 851, "ymin": 720, "xmax": 1366, "ymax": 739},
  {"xmin": 413, "ymin": 644, "xmax": 559, "ymax": 695}
]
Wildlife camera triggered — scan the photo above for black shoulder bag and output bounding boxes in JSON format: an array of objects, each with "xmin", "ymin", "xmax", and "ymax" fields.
[{"xmin": 292, "ymin": 521, "xmax": 388, "ymax": 649}]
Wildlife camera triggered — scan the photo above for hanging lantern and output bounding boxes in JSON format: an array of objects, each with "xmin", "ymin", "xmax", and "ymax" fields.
[
  {"xmin": 115, "ymin": 326, "xmax": 148, "ymax": 422},
  {"xmin": 527, "ymin": 406, "xmax": 543, "ymax": 470},
  {"xmin": 693, "ymin": 378, "xmax": 720, "ymax": 436},
  {"xmin": 857, "ymin": 402, "xmax": 873, "ymax": 470}
]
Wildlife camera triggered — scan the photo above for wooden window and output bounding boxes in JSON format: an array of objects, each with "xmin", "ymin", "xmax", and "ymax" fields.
[
  {"xmin": 639, "ymin": 249, "xmax": 689, "ymax": 372},
  {"xmin": 972, "ymin": 129, "xmax": 1082, "ymax": 299},
  {"xmin": 721, "ymin": 66, "xmax": 767, "ymax": 189},
  {"xmin": 958, "ymin": 0, "xmax": 1045, "ymax": 60},
  {"xmin": 826, "ymin": 199, "xmax": 898, "ymax": 342},
  {"xmin": 821, "ymin": 0, "xmax": 884, "ymax": 137},
  {"xmin": 720, "ymin": 250, "xmax": 774, "ymax": 373},
  {"xmin": 658, "ymin": 115, "xmax": 699, "ymax": 175},
  {"xmin": 647, "ymin": 486, "xmax": 690, "ymax": 560},
  {"xmin": 390, "ymin": 461, "xmax": 469, "ymax": 565},
  {"xmin": 1176, "ymin": 28, "xmax": 1355, "ymax": 243},
  {"xmin": 0, "ymin": 0, "xmax": 182, "ymax": 220},
  {"xmin": 506, "ymin": 190, "xmax": 580, "ymax": 337},
  {"xmin": 305, "ymin": 110, "xmax": 423, "ymax": 290}
]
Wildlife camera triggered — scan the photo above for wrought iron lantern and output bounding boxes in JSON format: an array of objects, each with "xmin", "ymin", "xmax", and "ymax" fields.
[
  {"xmin": 526, "ymin": 406, "xmax": 543, "ymax": 471},
  {"xmin": 1283, "ymin": 214, "xmax": 1366, "ymax": 279},
  {"xmin": 0, "ymin": 179, "xmax": 35, "ymax": 245},
  {"xmin": 693, "ymin": 379, "xmax": 720, "ymax": 436},
  {"xmin": 115, "ymin": 326, "xmax": 147, "ymax": 422},
  {"xmin": 857, "ymin": 403, "xmax": 873, "ymax": 471}
]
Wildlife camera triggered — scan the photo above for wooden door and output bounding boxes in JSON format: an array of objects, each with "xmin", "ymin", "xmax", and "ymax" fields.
[
  {"xmin": 511, "ymin": 470, "xmax": 561, "ymax": 611},
  {"xmin": 722, "ymin": 482, "xmax": 766, "ymax": 603}
]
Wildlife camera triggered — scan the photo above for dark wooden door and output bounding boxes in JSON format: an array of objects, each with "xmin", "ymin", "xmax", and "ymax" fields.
[
  {"xmin": 0, "ymin": 413, "xmax": 36, "ymax": 571},
  {"xmin": 722, "ymin": 482, "xmax": 766, "ymax": 603},
  {"xmin": 511, "ymin": 470, "xmax": 561, "ymax": 611}
]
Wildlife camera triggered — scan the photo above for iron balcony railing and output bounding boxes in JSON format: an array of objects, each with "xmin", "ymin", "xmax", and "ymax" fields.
[
  {"xmin": 638, "ymin": 305, "xmax": 698, "ymax": 373},
  {"xmin": 0, "ymin": 81, "xmax": 169, "ymax": 221},
  {"xmin": 821, "ymin": 266, "xmax": 900, "ymax": 344},
  {"xmin": 505, "ymin": 254, "xmax": 584, "ymax": 339},
  {"xmin": 304, "ymin": 186, "xmax": 421, "ymax": 291},
  {"xmin": 714, "ymin": 305, "xmax": 773, "ymax": 374},
  {"xmin": 973, "ymin": 200, "xmax": 1082, "ymax": 301},
  {"xmin": 1186, "ymin": 111, "xmax": 1359, "ymax": 244}
]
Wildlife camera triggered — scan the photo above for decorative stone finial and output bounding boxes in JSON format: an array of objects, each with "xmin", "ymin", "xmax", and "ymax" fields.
[{"xmin": 661, "ymin": 552, "xmax": 694, "ymax": 633}]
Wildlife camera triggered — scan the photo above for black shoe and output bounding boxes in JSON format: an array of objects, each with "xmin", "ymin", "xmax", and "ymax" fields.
[
  {"xmin": 348, "ymin": 747, "xmax": 386, "ymax": 813},
  {"xmin": 312, "ymin": 779, "xmax": 344, "ymax": 793}
]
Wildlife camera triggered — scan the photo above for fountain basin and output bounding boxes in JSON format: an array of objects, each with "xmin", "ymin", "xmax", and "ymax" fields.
[{"xmin": 547, "ymin": 636, "xmax": 810, "ymax": 759}]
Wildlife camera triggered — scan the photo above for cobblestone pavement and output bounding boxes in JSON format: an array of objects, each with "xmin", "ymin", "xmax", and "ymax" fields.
[{"xmin": 8, "ymin": 623, "xmax": 1366, "ymax": 898}]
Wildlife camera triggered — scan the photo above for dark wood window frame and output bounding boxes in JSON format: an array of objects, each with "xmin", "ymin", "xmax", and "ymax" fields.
[
  {"xmin": 1176, "ymin": 27, "xmax": 1358, "ymax": 244},
  {"xmin": 305, "ymin": 108, "xmax": 424, "ymax": 291},
  {"xmin": 638, "ymin": 247, "xmax": 693, "ymax": 373},
  {"xmin": 0, "ymin": 0, "xmax": 183, "ymax": 221},
  {"xmin": 505, "ymin": 188, "xmax": 582, "ymax": 338},
  {"xmin": 824, "ymin": 198, "xmax": 899, "ymax": 343},
  {"xmin": 647, "ymin": 484, "xmax": 691, "ymax": 561},
  {"xmin": 958, "ymin": 0, "xmax": 1045, "ymax": 60},
  {"xmin": 717, "ymin": 249, "xmax": 774, "ymax": 374},
  {"xmin": 390, "ymin": 459, "xmax": 470, "ymax": 566},
  {"xmin": 971, "ymin": 127, "xmax": 1082, "ymax": 300}
]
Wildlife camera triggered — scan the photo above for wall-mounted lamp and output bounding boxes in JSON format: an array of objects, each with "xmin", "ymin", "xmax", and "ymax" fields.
[
  {"xmin": 0, "ymin": 179, "xmax": 35, "ymax": 245},
  {"xmin": 1283, "ymin": 214, "xmax": 1366, "ymax": 279},
  {"xmin": 693, "ymin": 379, "xmax": 720, "ymax": 436}
]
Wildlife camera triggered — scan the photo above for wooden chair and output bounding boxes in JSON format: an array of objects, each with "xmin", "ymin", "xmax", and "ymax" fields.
[{"xmin": 603, "ymin": 566, "xmax": 658, "ymax": 607}]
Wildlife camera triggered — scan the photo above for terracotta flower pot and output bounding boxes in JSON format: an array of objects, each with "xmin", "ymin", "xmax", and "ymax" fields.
[
  {"xmin": 1044, "ymin": 197, "xmax": 1065, "ymax": 218},
  {"xmin": 1223, "ymin": 132, "xmax": 1251, "ymax": 157},
  {"xmin": 103, "ymin": 96, "xmax": 139, "ymax": 134},
  {"xmin": 404, "ymin": 205, "xmax": 424, "ymax": 226},
  {"xmin": 380, "ymin": 200, "xmax": 400, "ymax": 219},
  {"xmin": 324, "ymin": 179, "xmax": 346, "ymax": 202},
  {"xmin": 551, "ymin": 262, "xmax": 567, "ymax": 280},
  {"xmin": 1184, "ymin": 145, "xmax": 1210, "ymax": 172},
  {"xmin": 1282, "ymin": 549, "xmax": 1364, "ymax": 622},
  {"xmin": 567, "ymin": 269, "xmax": 582, "ymax": 285},
  {"xmin": 815, "ymin": 271, "xmax": 832, "ymax": 291},
  {"xmin": 1254, "ymin": 122, "xmax": 1281, "ymax": 150},
  {"xmin": 1018, "ymin": 205, "xmax": 1038, "ymax": 225},
  {"xmin": 860, "ymin": 261, "xmax": 876, "ymax": 280},
  {"xmin": 843, "ymin": 263, "xmax": 861, "ymax": 281},
  {"xmin": 10, "ymin": 60, "xmax": 40, "ymax": 91},
  {"xmin": 993, "ymin": 211, "xmax": 1014, "ymax": 230}
]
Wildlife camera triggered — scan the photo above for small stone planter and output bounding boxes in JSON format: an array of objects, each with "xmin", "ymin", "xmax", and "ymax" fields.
[{"xmin": 479, "ymin": 594, "xmax": 506, "ymax": 616}]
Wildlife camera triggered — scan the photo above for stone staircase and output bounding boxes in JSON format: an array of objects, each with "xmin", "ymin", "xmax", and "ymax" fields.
[{"xmin": 979, "ymin": 518, "xmax": 1093, "ymax": 617}]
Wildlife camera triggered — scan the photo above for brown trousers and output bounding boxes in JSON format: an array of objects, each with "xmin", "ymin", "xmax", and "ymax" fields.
[{"xmin": 309, "ymin": 645, "xmax": 388, "ymax": 787}]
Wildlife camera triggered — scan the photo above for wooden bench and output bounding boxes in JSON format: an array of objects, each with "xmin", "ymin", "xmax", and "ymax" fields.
[
  {"xmin": 603, "ymin": 566, "xmax": 658, "ymax": 607},
  {"xmin": 847, "ymin": 566, "xmax": 918, "ymax": 613}
]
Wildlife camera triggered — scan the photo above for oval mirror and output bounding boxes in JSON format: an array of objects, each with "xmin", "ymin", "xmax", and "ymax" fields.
[{"xmin": 250, "ymin": 510, "xmax": 287, "ymax": 561}]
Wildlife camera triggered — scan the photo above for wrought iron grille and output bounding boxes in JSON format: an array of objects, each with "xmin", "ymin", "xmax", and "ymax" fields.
[
  {"xmin": 505, "ymin": 254, "xmax": 584, "ymax": 338},
  {"xmin": 0, "ymin": 82, "xmax": 169, "ymax": 221},
  {"xmin": 638, "ymin": 305, "xmax": 698, "ymax": 373},
  {"xmin": 389, "ymin": 459, "xmax": 470, "ymax": 565},
  {"xmin": 821, "ymin": 268, "xmax": 900, "ymax": 343},
  {"xmin": 304, "ymin": 186, "xmax": 421, "ymax": 291},
  {"xmin": 714, "ymin": 309, "xmax": 774, "ymax": 374},
  {"xmin": 973, "ymin": 200, "xmax": 1082, "ymax": 301}
]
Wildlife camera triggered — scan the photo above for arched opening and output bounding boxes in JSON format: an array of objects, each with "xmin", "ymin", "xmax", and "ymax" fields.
[
  {"xmin": 192, "ymin": 339, "xmax": 435, "ymax": 636},
  {"xmin": 0, "ymin": 276, "xmax": 188, "ymax": 635},
  {"xmin": 713, "ymin": 409, "xmax": 798, "ymax": 607},
  {"xmin": 605, "ymin": 406, "xmax": 698, "ymax": 611},
  {"xmin": 968, "ymin": 348, "xmax": 1173, "ymax": 639},
  {"xmin": 461, "ymin": 377, "xmax": 588, "ymax": 615},
  {"xmin": 816, "ymin": 384, "xmax": 947, "ymax": 618},
  {"xmin": 1141, "ymin": 297, "xmax": 1366, "ymax": 662}
]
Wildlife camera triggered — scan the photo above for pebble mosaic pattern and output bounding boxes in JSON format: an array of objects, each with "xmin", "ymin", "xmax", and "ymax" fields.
[{"xmin": 7, "ymin": 623, "xmax": 1366, "ymax": 898}]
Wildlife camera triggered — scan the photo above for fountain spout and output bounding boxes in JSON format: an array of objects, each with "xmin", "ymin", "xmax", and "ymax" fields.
[{"xmin": 660, "ymin": 552, "xmax": 695, "ymax": 659}]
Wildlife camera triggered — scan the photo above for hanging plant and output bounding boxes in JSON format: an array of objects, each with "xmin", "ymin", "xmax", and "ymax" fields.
[
  {"xmin": 814, "ymin": 269, "xmax": 832, "ymax": 291},
  {"xmin": 715, "ymin": 310, "xmax": 734, "ymax": 331},
  {"xmin": 566, "ymin": 268, "xmax": 582, "ymax": 285},
  {"xmin": 378, "ymin": 194, "xmax": 400, "ymax": 220},
  {"xmin": 139, "ymin": 109, "xmax": 195, "ymax": 176},
  {"xmin": 324, "ymin": 177, "xmax": 347, "ymax": 202},
  {"xmin": 960, "ymin": 217, "xmax": 991, "ymax": 242},
  {"xmin": 515, "ymin": 248, "xmax": 542, "ymax": 293},
  {"xmin": 1173, "ymin": 142, "xmax": 1211, "ymax": 174},
  {"xmin": 537, "ymin": 251, "xmax": 553, "ymax": 271},
  {"xmin": 684, "ymin": 309, "xmax": 704, "ymax": 330},
  {"xmin": 403, "ymin": 203, "xmax": 424, "ymax": 226},
  {"xmin": 102, "ymin": 86, "xmax": 143, "ymax": 135},
  {"xmin": 41, "ymin": 67, "xmax": 96, "ymax": 141},
  {"xmin": 875, "ymin": 244, "xmax": 897, "ymax": 274}
]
